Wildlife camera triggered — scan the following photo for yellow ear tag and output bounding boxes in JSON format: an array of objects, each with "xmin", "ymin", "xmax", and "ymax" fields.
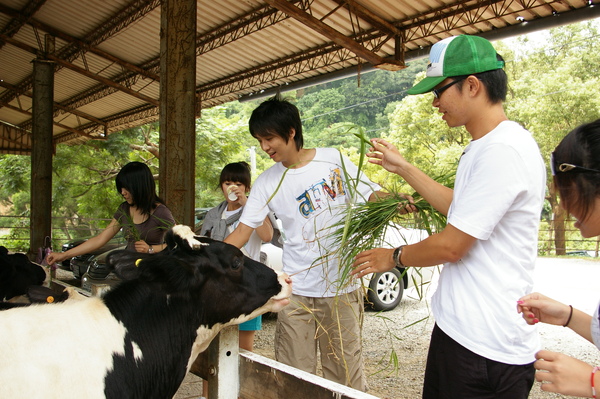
[
  {"xmin": 135, "ymin": 259, "xmax": 142, "ymax": 267},
  {"xmin": 46, "ymin": 296, "xmax": 54, "ymax": 303}
]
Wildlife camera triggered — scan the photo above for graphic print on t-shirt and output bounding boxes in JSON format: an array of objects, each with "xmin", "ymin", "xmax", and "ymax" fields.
[{"xmin": 296, "ymin": 167, "xmax": 346, "ymax": 218}]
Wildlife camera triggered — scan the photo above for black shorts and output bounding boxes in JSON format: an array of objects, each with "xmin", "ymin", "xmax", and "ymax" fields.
[{"xmin": 423, "ymin": 324, "xmax": 535, "ymax": 399}]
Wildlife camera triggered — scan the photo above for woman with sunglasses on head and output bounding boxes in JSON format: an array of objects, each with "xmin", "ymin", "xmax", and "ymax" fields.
[{"xmin": 518, "ymin": 118, "xmax": 600, "ymax": 398}]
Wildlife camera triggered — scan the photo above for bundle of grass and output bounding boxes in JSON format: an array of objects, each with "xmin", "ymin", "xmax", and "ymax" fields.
[{"xmin": 318, "ymin": 125, "xmax": 452, "ymax": 294}]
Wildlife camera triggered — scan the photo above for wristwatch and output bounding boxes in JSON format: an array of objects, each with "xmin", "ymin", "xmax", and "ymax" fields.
[
  {"xmin": 393, "ymin": 245, "xmax": 405, "ymax": 268},
  {"xmin": 148, "ymin": 246, "xmax": 154, "ymax": 254}
]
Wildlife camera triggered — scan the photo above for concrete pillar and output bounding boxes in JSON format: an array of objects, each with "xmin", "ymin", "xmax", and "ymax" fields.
[
  {"xmin": 30, "ymin": 59, "xmax": 55, "ymax": 260},
  {"xmin": 159, "ymin": 0, "xmax": 197, "ymax": 227}
]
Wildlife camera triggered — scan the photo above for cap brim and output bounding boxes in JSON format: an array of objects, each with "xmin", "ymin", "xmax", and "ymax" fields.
[{"xmin": 407, "ymin": 76, "xmax": 446, "ymax": 95}]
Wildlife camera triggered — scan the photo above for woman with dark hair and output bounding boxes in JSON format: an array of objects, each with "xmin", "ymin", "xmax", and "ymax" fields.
[
  {"xmin": 518, "ymin": 118, "xmax": 600, "ymax": 398},
  {"xmin": 47, "ymin": 161, "xmax": 175, "ymax": 265},
  {"xmin": 198, "ymin": 161, "xmax": 273, "ymax": 399},
  {"xmin": 200, "ymin": 161, "xmax": 273, "ymax": 345}
]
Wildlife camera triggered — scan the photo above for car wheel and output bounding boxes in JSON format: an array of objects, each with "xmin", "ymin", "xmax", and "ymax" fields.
[{"xmin": 367, "ymin": 268, "xmax": 403, "ymax": 311}]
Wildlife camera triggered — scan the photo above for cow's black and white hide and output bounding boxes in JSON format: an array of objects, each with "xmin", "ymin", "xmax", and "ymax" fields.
[
  {"xmin": 0, "ymin": 246, "xmax": 46, "ymax": 301},
  {"xmin": 0, "ymin": 224, "xmax": 291, "ymax": 399}
]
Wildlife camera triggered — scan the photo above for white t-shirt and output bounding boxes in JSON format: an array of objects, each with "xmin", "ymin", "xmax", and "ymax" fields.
[
  {"xmin": 240, "ymin": 148, "xmax": 381, "ymax": 297},
  {"xmin": 432, "ymin": 120, "xmax": 546, "ymax": 364}
]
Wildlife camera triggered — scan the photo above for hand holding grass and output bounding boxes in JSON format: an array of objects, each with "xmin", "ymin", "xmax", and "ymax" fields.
[
  {"xmin": 134, "ymin": 240, "xmax": 152, "ymax": 253},
  {"xmin": 351, "ymin": 247, "xmax": 396, "ymax": 278},
  {"xmin": 396, "ymin": 193, "xmax": 418, "ymax": 214}
]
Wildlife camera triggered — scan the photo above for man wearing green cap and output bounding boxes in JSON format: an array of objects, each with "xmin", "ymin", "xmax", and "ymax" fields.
[{"xmin": 352, "ymin": 35, "xmax": 546, "ymax": 398}]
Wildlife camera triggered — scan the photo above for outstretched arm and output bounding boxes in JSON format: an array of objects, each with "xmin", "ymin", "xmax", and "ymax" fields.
[
  {"xmin": 255, "ymin": 215, "xmax": 273, "ymax": 243},
  {"xmin": 352, "ymin": 223, "xmax": 476, "ymax": 276},
  {"xmin": 224, "ymin": 222, "xmax": 255, "ymax": 249},
  {"xmin": 517, "ymin": 292, "xmax": 593, "ymax": 342},
  {"xmin": 46, "ymin": 219, "xmax": 121, "ymax": 264}
]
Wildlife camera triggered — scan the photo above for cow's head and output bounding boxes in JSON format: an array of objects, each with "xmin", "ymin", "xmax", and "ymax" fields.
[
  {"xmin": 0, "ymin": 246, "xmax": 46, "ymax": 301},
  {"xmin": 106, "ymin": 225, "xmax": 291, "ymax": 327}
]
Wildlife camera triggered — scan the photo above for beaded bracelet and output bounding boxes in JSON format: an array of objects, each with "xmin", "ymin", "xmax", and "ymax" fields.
[
  {"xmin": 563, "ymin": 305, "xmax": 574, "ymax": 327},
  {"xmin": 592, "ymin": 366, "xmax": 599, "ymax": 398}
]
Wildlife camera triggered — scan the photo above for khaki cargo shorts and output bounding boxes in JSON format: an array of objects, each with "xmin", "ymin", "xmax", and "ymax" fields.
[{"xmin": 274, "ymin": 289, "xmax": 367, "ymax": 391}]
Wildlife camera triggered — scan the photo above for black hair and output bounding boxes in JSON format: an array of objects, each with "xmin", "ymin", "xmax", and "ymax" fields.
[
  {"xmin": 553, "ymin": 118, "xmax": 600, "ymax": 221},
  {"xmin": 115, "ymin": 161, "xmax": 165, "ymax": 216},
  {"xmin": 218, "ymin": 161, "xmax": 252, "ymax": 189},
  {"xmin": 248, "ymin": 95, "xmax": 304, "ymax": 150},
  {"xmin": 455, "ymin": 54, "xmax": 507, "ymax": 103}
]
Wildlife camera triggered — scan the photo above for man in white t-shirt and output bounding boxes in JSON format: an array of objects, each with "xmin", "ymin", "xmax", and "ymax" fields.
[
  {"xmin": 352, "ymin": 35, "xmax": 546, "ymax": 398},
  {"xmin": 225, "ymin": 96, "xmax": 387, "ymax": 391}
]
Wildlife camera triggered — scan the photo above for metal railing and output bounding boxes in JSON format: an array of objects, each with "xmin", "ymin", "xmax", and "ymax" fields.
[
  {"xmin": 1, "ymin": 215, "xmax": 599, "ymax": 257},
  {"xmin": 0, "ymin": 214, "xmax": 112, "ymax": 252},
  {"xmin": 538, "ymin": 220, "xmax": 600, "ymax": 257}
]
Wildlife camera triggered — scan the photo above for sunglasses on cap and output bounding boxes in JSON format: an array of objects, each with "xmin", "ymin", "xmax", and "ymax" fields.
[{"xmin": 551, "ymin": 151, "xmax": 600, "ymax": 176}]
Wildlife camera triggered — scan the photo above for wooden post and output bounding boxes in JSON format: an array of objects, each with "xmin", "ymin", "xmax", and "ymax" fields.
[
  {"xmin": 159, "ymin": 0, "xmax": 197, "ymax": 227},
  {"xmin": 191, "ymin": 326, "xmax": 240, "ymax": 399},
  {"xmin": 30, "ymin": 59, "xmax": 54, "ymax": 262}
]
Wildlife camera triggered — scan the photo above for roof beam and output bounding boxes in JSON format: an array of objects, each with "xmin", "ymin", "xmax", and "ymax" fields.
[
  {"xmin": 36, "ymin": 2, "xmax": 301, "ymax": 111},
  {"xmin": 0, "ymin": 80, "xmax": 107, "ymax": 126},
  {"xmin": 0, "ymin": 33, "xmax": 159, "ymax": 107},
  {"xmin": 54, "ymin": 0, "xmax": 160, "ymax": 61},
  {"xmin": 332, "ymin": 0, "xmax": 404, "ymax": 36},
  {"xmin": 195, "ymin": 1, "xmax": 299, "ymax": 55},
  {"xmin": 0, "ymin": 99, "xmax": 97, "ymax": 139},
  {"xmin": 263, "ymin": 0, "xmax": 404, "ymax": 70},
  {"xmin": 0, "ymin": 0, "xmax": 47, "ymax": 51},
  {"xmin": 0, "ymin": 0, "xmax": 159, "ymax": 109},
  {"xmin": 332, "ymin": 0, "xmax": 405, "ymax": 62},
  {"xmin": 0, "ymin": 3, "xmax": 159, "ymax": 82},
  {"xmin": 0, "ymin": 120, "xmax": 30, "ymax": 141}
]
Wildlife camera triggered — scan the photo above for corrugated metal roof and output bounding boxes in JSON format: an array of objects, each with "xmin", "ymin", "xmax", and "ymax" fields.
[{"xmin": 0, "ymin": 0, "xmax": 598, "ymax": 154}]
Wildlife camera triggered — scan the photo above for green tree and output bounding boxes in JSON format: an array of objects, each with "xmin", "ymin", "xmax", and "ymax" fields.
[
  {"xmin": 372, "ymin": 79, "xmax": 466, "ymax": 193},
  {"xmin": 505, "ymin": 21, "xmax": 600, "ymax": 254},
  {"xmin": 297, "ymin": 60, "xmax": 427, "ymax": 148},
  {"xmin": 380, "ymin": 21, "xmax": 600, "ymax": 255},
  {"xmin": 195, "ymin": 103, "xmax": 250, "ymax": 207}
]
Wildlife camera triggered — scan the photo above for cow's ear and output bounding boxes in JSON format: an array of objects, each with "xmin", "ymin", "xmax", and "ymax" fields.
[{"xmin": 106, "ymin": 250, "xmax": 152, "ymax": 280}]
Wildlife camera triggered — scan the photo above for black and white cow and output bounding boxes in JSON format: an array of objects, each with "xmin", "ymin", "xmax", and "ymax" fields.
[
  {"xmin": 0, "ymin": 245, "xmax": 46, "ymax": 302},
  {"xmin": 0, "ymin": 225, "xmax": 291, "ymax": 399}
]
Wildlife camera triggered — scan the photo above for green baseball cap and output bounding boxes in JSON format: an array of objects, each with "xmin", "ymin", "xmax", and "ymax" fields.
[{"xmin": 407, "ymin": 35, "xmax": 505, "ymax": 95}]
